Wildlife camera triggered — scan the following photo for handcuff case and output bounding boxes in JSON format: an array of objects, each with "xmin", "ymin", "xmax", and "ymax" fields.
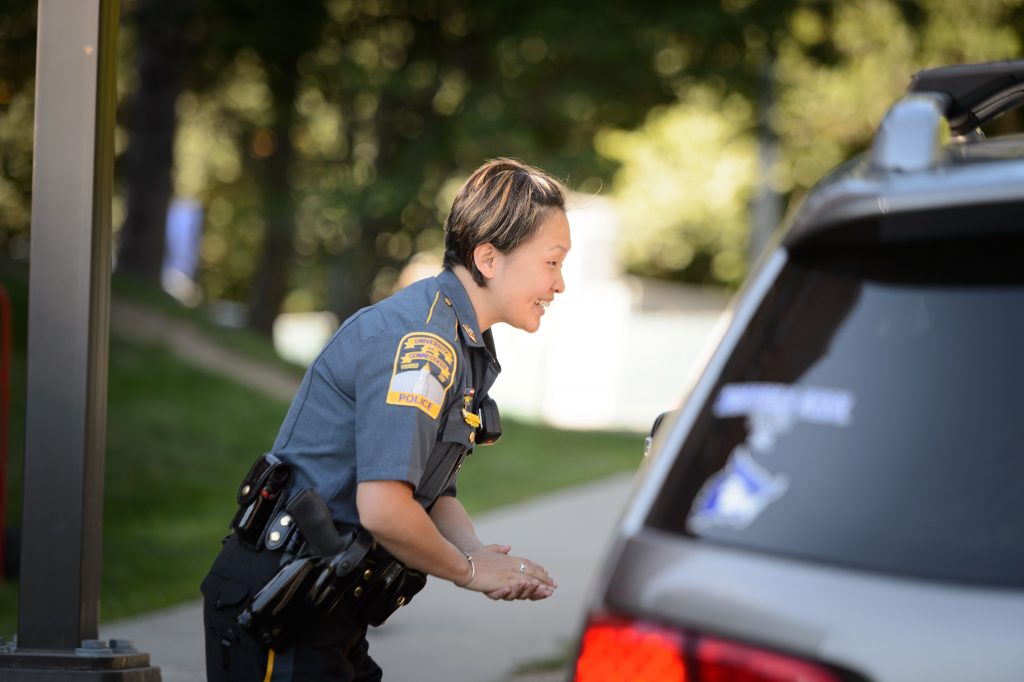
[{"xmin": 231, "ymin": 453, "xmax": 292, "ymax": 549}]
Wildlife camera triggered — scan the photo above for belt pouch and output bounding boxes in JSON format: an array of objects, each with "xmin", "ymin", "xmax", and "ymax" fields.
[
  {"xmin": 230, "ymin": 453, "xmax": 292, "ymax": 549},
  {"xmin": 339, "ymin": 548, "xmax": 428, "ymax": 627}
]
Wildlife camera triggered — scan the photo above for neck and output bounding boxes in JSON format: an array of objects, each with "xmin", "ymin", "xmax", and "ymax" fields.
[{"xmin": 451, "ymin": 265, "xmax": 496, "ymax": 331}]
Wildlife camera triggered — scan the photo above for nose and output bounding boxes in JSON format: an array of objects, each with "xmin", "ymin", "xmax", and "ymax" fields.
[{"xmin": 553, "ymin": 270, "xmax": 565, "ymax": 294}]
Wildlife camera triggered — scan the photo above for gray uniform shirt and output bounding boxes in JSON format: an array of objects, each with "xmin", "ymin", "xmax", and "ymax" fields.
[{"xmin": 272, "ymin": 268, "xmax": 501, "ymax": 528}]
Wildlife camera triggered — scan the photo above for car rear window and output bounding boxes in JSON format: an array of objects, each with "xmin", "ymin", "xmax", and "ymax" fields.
[{"xmin": 646, "ymin": 239, "xmax": 1024, "ymax": 588}]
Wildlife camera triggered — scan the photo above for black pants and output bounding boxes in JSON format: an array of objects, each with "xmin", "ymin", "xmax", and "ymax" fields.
[{"xmin": 202, "ymin": 535, "xmax": 383, "ymax": 682}]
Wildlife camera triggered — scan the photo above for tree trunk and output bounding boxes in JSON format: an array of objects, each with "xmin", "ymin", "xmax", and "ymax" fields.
[
  {"xmin": 241, "ymin": 0, "xmax": 329, "ymax": 336},
  {"xmin": 326, "ymin": 87, "xmax": 408, "ymax": 322},
  {"xmin": 323, "ymin": 15, "xmax": 487, "ymax": 321},
  {"xmin": 327, "ymin": 217, "xmax": 393, "ymax": 322},
  {"xmin": 116, "ymin": 0, "xmax": 194, "ymax": 283},
  {"xmin": 246, "ymin": 77, "xmax": 298, "ymax": 336}
]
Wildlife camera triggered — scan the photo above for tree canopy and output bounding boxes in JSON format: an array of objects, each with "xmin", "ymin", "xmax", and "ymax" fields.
[{"xmin": 1, "ymin": 0, "xmax": 1022, "ymax": 327}]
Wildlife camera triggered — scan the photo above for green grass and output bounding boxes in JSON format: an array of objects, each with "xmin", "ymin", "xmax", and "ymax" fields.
[
  {"xmin": 456, "ymin": 422, "xmax": 642, "ymax": 513},
  {"xmin": 110, "ymin": 269, "xmax": 306, "ymax": 376},
  {"xmin": 0, "ymin": 268, "xmax": 644, "ymax": 637},
  {"xmin": 99, "ymin": 337, "xmax": 292, "ymax": 618}
]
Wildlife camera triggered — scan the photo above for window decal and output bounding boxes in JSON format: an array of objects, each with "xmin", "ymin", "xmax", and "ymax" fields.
[
  {"xmin": 714, "ymin": 383, "xmax": 856, "ymax": 451},
  {"xmin": 687, "ymin": 383, "xmax": 856, "ymax": 532},
  {"xmin": 687, "ymin": 447, "xmax": 789, "ymax": 533}
]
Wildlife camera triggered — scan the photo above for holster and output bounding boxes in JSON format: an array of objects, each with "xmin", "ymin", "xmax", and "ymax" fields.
[
  {"xmin": 230, "ymin": 453, "xmax": 292, "ymax": 550},
  {"xmin": 235, "ymin": 488, "xmax": 427, "ymax": 648}
]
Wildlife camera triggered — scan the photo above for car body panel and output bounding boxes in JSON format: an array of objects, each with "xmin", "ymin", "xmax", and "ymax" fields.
[{"xmin": 604, "ymin": 529, "xmax": 1024, "ymax": 682}]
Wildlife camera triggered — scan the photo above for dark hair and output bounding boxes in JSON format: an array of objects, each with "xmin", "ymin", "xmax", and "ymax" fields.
[{"xmin": 443, "ymin": 158, "xmax": 566, "ymax": 286}]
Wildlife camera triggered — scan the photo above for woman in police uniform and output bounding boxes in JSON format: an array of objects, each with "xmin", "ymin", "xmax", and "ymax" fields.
[{"xmin": 202, "ymin": 158, "xmax": 569, "ymax": 681}]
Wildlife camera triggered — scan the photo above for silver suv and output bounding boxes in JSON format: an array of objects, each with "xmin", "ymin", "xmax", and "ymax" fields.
[{"xmin": 571, "ymin": 60, "xmax": 1024, "ymax": 682}]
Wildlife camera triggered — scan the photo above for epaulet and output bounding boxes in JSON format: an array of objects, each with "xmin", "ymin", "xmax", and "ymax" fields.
[{"xmin": 424, "ymin": 287, "xmax": 460, "ymax": 345}]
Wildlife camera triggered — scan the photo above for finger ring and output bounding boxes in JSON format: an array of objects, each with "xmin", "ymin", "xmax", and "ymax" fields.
[{"xmin": 519, "ymin": 562, "xmax": 527, "ymax": 574}]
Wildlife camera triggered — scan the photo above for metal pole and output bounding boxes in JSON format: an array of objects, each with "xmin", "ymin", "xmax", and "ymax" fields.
[
  {"xmin": 0, "ymin": 284, "xmax": 10, "ymax": 581},
  {"xmin": 0, "ymin": 0, "xmax": 159, "ymax": 677}
]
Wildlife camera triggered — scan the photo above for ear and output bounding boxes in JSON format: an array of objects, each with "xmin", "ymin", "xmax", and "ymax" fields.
[{"xmin": 472, "ymin": 243, "xmax": 499, "ymax": 280}]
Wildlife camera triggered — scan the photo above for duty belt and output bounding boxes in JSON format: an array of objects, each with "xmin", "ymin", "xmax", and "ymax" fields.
[{"xmin": 228, "ymin": 454, "xmax": 427, "ymax": 647}]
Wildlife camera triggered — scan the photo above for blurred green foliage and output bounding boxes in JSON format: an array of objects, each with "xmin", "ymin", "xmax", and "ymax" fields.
[
  {"xmin": 601, "ymin": 0, "xmax": 1024, "ymax": 287},
  {"xmin": 597, "ymin": 86, "xmax": 758, "ymax": 285},
  {"xmin": 2, "ymin": 0, "xmax": 1024, "ymax": 311}
]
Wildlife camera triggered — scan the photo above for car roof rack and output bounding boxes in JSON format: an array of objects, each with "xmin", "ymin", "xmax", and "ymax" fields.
[
  {"xmin": 870, "ymin": 59, "xmax": 1024, "ymax": 173},
  {"xmin": 781, "ymin": 59, "xmax": 1024, "ymax": 250},
  {"xmin": 909, "ymin": 59, "xmax": 1024, "ymax": 135},
  {"xmin": 869, "ymin": 93, "xmax": 948, "ymax": 172}
]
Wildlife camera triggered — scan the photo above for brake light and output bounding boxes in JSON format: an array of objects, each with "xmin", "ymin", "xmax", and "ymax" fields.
[
  {"xmin": 574, "ymin": 614, "xmax": 842, "ymax": 682},
  {"xmin": 696, "ymin": 636, "xmax": 839, "ymax": 682},
  {"xmin": 575, "ymin": 616, "xmax": 686, "ymax": 681}
]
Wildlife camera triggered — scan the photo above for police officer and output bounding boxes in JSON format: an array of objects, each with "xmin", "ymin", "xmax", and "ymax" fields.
[{"xmin": 202, "ymin": 158, "xmax": 569, "ymax": 681}]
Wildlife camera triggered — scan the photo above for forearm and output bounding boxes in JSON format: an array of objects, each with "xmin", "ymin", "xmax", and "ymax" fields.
[
  {"xmin": 356, "ymin": 481, "xmax": 471, "ymax": 586},
  {"xmin": 429, "ymin": 495, "xmax": 484, "ymax": 552},
  {"xmin": 357, "ymin": 480, "xmax": 556, "ymax": 597}
]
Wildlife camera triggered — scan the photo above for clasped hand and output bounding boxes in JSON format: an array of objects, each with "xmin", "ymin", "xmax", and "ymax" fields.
[{"xmin": 466, "ymin": 544, "xmax": 557, "ymax": 601}]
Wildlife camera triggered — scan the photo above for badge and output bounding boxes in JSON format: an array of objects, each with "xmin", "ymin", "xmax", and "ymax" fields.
[
  {"xmin": 462, "ymin": 409, "xmax": 481, "ymax": 429},
  {"xmin": 386, "ymin": 333, "xmax": 457, "ymax": 419},
  {"xmin": 461, "ymin": 323, "xmax": 477, "ymax": 343}
]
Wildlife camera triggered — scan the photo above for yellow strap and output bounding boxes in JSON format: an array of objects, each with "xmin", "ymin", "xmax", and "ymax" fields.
[{"xmin": 263, "ymin": 648, "xmax": 275, "ymax": 682}]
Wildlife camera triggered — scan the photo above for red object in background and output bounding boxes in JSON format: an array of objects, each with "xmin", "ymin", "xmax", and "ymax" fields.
[
  {"xmin": 573, "ymin": 614, "xmax": 842, "ymax": 682},
  {"xmin": 574, "ymin": 615, "xmax": 687, "ymax": 681},
  {"xmin": 0, "ymin": 283, "xmax": 10, "ymax": 581}
]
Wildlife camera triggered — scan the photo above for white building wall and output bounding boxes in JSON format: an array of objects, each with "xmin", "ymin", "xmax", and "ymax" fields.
[{"xmin": 489, "ymin": 194, "xmax": 727, "ymax": 433}]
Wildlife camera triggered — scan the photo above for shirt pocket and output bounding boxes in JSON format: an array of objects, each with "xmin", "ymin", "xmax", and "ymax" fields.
[{"xmin": 439, "ymin": 404, "xmax": 476, "ymax": 451}]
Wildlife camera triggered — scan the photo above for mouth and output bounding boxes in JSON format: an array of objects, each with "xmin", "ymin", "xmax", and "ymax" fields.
[{"xmin": 535, "ymin": 299, "xmax": 551, "ymax": 312}]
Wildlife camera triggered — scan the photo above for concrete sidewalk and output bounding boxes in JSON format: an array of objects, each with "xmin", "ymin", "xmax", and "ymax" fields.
[{"xmin": 102, "ymin": 472, "xmax": 637, "ymax": 682}]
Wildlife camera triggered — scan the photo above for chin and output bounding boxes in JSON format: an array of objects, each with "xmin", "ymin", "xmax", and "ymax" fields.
[{"xmin": 514, "ymin": 317, "xmax": 542, "ymax": 333}]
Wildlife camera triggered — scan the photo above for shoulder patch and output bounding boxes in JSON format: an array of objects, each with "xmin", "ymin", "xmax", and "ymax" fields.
[{"xmin": 386, "ymin": 332, "xmax": 457, "ymax": 419}]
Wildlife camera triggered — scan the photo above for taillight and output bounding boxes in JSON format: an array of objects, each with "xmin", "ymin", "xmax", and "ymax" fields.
[
  {"xmin": 573, "ymin": 614, "xmax": 842, "ymax": 682},
  {"xmin": 574, "ymin": 616, "xmax": 686, "ymax": 681},
  {"xmin": 695, "ymin": 636, "xmax": 839, "ymax": 682}
]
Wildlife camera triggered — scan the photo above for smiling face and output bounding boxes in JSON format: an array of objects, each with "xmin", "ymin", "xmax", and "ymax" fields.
[{"xmin": 486, "ymin": 209, "xmax": 571, "ymax": 333}]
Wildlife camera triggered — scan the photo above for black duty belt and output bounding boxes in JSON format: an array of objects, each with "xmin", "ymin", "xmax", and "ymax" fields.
[{"xmin": 228, "ymin": 454, "xmax": 427, "ymax": 648}]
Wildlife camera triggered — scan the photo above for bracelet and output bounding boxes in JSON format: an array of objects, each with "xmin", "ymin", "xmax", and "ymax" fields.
[{"xmin": 458, "ymin": 551, "xmax": 476, "ymax": 588}]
